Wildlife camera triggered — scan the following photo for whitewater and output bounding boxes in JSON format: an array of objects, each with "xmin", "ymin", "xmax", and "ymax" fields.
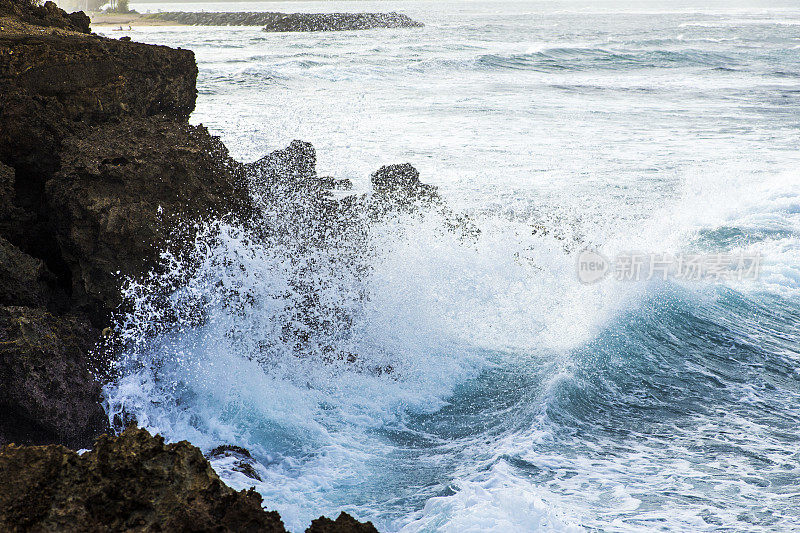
[{"xmin": 99, "ymin": 1, "xmax": 800, "ymax": 531}]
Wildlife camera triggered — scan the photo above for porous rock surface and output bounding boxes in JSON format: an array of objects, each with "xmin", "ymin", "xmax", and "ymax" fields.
[
  {"xmin": 0, "ymin": 427, "xmax": 287, "ymax": 532},
  {"xmin": 0, "ymin": 426, "xmax": 380, "ymax": 532},
  {"xmin": 0, "ymin": 306, "xmax": 105, "ymax": 449},
  {"xmin": 0, "ymin": 0, "xmax": 248, "ymax": 447}
]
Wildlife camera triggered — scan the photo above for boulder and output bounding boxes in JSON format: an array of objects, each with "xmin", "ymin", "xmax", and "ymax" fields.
[
  {"xmin": 369, "ymin": 163, "xmax": 480, "ymax": 240},
  {"xmin": 0, "ymin": 427, "xmax": 287, "ymax": 532},
  {"xmin": 371, "ymin": 163, "xmax": 439, "ymax": 207},
  {"xmin": 307, "ymin": 512, "xmax": 380, "ymax": 533},
  {"xmin": 207, "ymin": 444, "xmax": 262, "ymax": 481}
]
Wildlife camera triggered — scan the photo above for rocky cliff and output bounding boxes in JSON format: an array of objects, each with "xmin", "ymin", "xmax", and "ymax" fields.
[{"xmin": 0, "ymin": 0, "xmax": 251, "ymax": 448}]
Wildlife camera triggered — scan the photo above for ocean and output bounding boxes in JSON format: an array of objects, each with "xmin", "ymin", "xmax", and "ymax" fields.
[{"xmin": 99, "ymin": 1, "xmax": 800, "ymax": 531}]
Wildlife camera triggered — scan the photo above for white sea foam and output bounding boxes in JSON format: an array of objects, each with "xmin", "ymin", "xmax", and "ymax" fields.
[
  {"xmin": 680, "ymin": 19, "xmax": 800, "ymax": 28},
  {"xmin": 398, "ymin": 462, "xmax": 584, "ymax": 532},
  {"xmin": 102, "ymin": 1, "xmax": 800, "ymax": 531}
]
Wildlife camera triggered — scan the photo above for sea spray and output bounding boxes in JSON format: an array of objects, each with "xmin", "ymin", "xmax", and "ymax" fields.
[
  {"xmin": 100, "ymin": 2, "xmax": 800, "ymax": 528},
  {"xmin": 102, "ymin": 160, "xmax": 601, "ymax": 528}
]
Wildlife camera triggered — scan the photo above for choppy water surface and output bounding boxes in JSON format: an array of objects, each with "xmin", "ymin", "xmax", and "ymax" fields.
[{"xmin": 101, "ymin": 1, "xmax": 800, "ymax": 531}]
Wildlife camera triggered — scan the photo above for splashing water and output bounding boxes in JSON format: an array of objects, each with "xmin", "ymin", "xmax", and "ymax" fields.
[
  {"xmin": 103, "ymin": 1, "xmax": 800, "ymax": 531},
  {"xmin": 103, "ymin": 166, "xmax": 800, "ymax": 531}
]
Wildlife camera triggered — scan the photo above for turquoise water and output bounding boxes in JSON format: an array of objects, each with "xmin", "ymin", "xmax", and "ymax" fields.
[{"xmin": 101, "ymin": 1, "xmax": 800, "ymax": 530}]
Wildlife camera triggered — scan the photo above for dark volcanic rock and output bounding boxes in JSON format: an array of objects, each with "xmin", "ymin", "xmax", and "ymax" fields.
[
  {"xmin": 0, "ymin": 0, "xmax": 203, "ymax": 324},
  {"xmin": 0, "ymin": 306, "xmax": 107, "ymax": 449},
  {"xmin": 246, "ymin": 139, "xmax": 346, "ymax": 237},
  {"xmin": 0, "ymin": 427, "xmax": 380, "ymax": 532},
  {"xmin": 371, "ymin": 163, "xmax": 440, "ymax": 207},
  {"xmin": 0, "ymin": 427, "xmax": 287, "ymax": 532},
  {"xmin": 144, "ymin": 10, "xmax": 423, "ymax": 31},
  {"xmin": 248, "ymin": 139, "xmax": 318, "ymax": 185},
  {"xmin": 307, "ymin": 512, "xmax": 380, "ymax": 533},
  {"xmin": 0, "ymin": 4, "xmax": 245, "ymax": 306},
  {"xmin": 0, "ymin": 0, "xmax": 90, "ymax": 33},
  {"xmin": 0, "ymin": 17, "xmax": 196, "ymax": 178},
  {"xmin": 370, "ymin": 163, "xmax": 480, "ymax": 240},
  {"xmin": 0, "ymin": 0, "xmax": 246, "ymax": 448},
  {"xmin": 48, "ymin": 116, "xmax": 251, "ymax": 320},
  {"xmin": 207, "ymin": 444, "xmax": 263, "ymax": 481}
]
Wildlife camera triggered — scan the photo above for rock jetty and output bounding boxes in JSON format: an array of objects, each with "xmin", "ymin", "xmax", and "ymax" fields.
[{"xmin": 140, "ymin": 11, "xmax": 424, "ymax": 31}]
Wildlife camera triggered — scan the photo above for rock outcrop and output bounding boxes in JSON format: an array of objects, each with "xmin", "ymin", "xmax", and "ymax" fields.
[
  {"xmin": 0, "ymin": 427, "xmax": 379, "ymax": 532},
  {"xmin": 0, "ymin": 9, "xmax": 196, "ymax": 178},
  {"xmin": 207, "ymin": 444, "xmax": 263, "ymax": 482},
  {"xmin": 141, "ymin": 11, "xmax": 423, "ymax": 31},
  {"xmin": 0, "ymin": 0, "xmax": 89, "ymax": 33},
  {"xmin": 307, "ymin": 513, "xmax": 380, "ymax": 533},
  {"xmin": 0, "ymin": 427, "xmax": 287, "ymax": 532},
  {"xmin": 371, "ymin": 163, "xmax": 440, "ymax": 209},
  {"xmin": 0, "ymin": 0, "xmax": 249, "ymax": 448},
  {"xmin": 247, "ymin": 139, "xmax": 319, "ymax": 193}
]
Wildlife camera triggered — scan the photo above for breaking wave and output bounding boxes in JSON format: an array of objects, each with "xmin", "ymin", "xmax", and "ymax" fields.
[{"xmin": 104, "ymin": 1, "xmax": 800, "ymax": 530}]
